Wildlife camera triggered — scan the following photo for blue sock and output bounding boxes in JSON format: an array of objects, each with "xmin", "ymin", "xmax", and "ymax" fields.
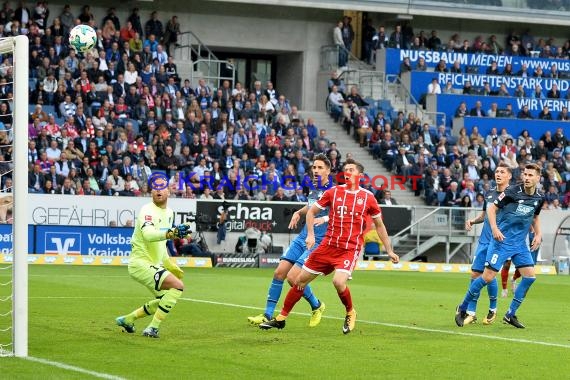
[
  {"xmin": 265, "ymin": 278, "xmax": 284, "ymax": 318},
  {"xmin": 302, "ymin": 284, "xmax": 321, "ymax": 310},
  {"xmin": 466, "ymin": 277, "xmax": 488, "ymax": 314},
  {"xmin": 459, "ymin": 278, "xmax": 475, "ymax": 311},
  {"xmin": 487, "ymin": 278, "xmax": 498, "ymax": 311},
  {"xmin": 507, "ymin": 277, "xmax": 536, "ymax": 317}
]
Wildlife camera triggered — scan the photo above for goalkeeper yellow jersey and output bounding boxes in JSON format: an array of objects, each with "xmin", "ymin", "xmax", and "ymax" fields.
[{"xmin": 130, "ymin": 202, "xmax": 174, "ymax": 265}]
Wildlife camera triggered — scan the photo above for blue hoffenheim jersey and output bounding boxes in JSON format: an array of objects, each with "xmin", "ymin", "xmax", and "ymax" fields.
[
  {"xmin": 297, "ymin": 188, "xmax": 329, "ymax": 240},
  {"xmin": 494, "ymin": 185, "xmax": 544, "ymax": 247},
  {"xmin": 479, "ymin": 188, "xmax": 503, "ymax": 245}
]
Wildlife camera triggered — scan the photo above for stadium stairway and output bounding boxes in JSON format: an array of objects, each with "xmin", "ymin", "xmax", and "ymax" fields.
[{"xmin": 301, "ymin": 110, "xmax": 426, "ymax": 207}]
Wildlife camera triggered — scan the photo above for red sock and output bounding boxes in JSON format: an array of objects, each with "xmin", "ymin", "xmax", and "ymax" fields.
[
  {"xmin": 512, "ymin": 269, "xmax": 521, "ymax": 281},
  {"xmin": 338, "ymin": 287, "xmax": 353, "ymax": 312},
  {"xmin": 500, "ymin": 261, "xmax": 511, "ymax": 290},
  {"xmin": 280, "ymin": 286, "xmax": 304, "ymax": 317}
]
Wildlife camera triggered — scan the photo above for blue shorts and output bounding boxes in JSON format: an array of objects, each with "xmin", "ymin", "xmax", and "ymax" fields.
[
  {"xmin": 281, "ymin": 236, "xmax": 320, "ymax": 267},
  {"xmin": 530, "ymin": 250, "xmax": 539, "ymax": 264},
  {"xmin": 471, "ymin": 242, "xmax": 489, "ymax": 273},
  {"xmin": 485, "ymin": 241, "xmax": 535, "ymax": 272}
]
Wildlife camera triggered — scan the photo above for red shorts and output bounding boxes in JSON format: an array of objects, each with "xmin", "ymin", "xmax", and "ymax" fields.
[{"xmin": 302, "ymin": 243, "xmax": 360, "ymax": 276}]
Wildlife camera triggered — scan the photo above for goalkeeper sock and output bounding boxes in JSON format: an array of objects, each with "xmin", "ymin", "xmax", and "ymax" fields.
[
  {"xmin": 265, "ymin": 279, "xmax": 284, "ymax": 319},
  {"xmin": 125, "ymin": 299, "xmax": 160, "ymax": 324},
  {"xmin": 303, "ymin": 284, "xmax": 321, "ymax": 310},
  {"xmin": 148, "ymin": 288, "xmax": 183, "ymax": 329}
]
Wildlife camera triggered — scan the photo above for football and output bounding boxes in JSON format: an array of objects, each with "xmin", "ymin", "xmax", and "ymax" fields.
[{"xmin": 68, "ymin": 24, "xmax": 97, "ymax": 54}]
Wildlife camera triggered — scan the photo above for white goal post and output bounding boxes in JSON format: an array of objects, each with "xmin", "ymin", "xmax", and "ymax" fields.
[{"xmin": 0, "ymin": 35, "xmax": 29, "ymax": 358}]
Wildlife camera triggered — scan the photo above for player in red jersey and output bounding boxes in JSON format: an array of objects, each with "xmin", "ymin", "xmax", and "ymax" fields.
[{"xmin": 260, "ymin": 159, "xmax": 399, "ymax": 334}]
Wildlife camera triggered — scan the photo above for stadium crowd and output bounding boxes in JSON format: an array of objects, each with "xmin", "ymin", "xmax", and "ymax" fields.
[
  {"xmin": 17, "ymin": 3, "xmax": 348, "ymax": 202},
  {"xmin": 330, "ymin": 19, "xmax": 570, "ymax": 210},
  {"xmin": 8, "ymin": 4, "xmax": 570, "ymax": 211}
]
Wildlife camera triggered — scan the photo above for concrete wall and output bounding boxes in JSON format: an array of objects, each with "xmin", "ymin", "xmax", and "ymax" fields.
[{"xmin": 276, "ymin": 52, "xmax": 304, "ymax": 109}]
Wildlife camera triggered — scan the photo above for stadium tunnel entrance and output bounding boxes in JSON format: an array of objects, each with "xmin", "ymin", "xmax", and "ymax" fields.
[{"xmin": 212, "ymin": 49, "xmax": 304, "ymax": 109}]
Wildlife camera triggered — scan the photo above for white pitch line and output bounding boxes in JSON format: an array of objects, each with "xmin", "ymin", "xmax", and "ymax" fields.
[
  {"xmin": 29, "ymin": 296, "xmax": 144, "ymax": 299},
  {"xmin": 181, "ymin": 297, "xmax": 570, "ymax": 350},
  {"xmin": 23, "ymin": 295, "xmax": 570, "ymax": 350},
  {"xmin": 25, "ymin": 356, "xmax": 126, "ymax": 380}
]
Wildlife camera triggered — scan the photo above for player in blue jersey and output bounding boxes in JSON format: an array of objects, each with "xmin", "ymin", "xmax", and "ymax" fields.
[
  {"xmin": 459, "ymin": 163, "xmax": 544, "ymax": 328},
  {"xmin": 456, "ymin": 163, "xmax": 512, "ymax": 327},
  {"xmin": 247, "ymin": 154, "xmax": 331, "ymax": 326}
]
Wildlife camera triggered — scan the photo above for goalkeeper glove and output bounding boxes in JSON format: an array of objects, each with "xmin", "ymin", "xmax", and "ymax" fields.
[
  {"xmin": 176, "ymin": 222, "xmax": 192, "ymax": 238},
  {"xmin": 165, "ymin": 223, "xmax": 192, "ymax": 240}
]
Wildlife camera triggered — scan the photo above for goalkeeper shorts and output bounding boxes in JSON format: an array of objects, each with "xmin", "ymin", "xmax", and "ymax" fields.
[{"xmin": 129, "ymin": 261, "xmax": 172, "ymax": 297}]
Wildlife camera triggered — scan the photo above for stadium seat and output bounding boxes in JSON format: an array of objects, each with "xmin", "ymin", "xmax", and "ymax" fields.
[
  {"xmin": 42, "ymin": 105, "xmax": 56, "ymax": 116},
  {"xmin": 363, "ymin": 241, "xmax": 386, "ymax": 260},
  {"xmin": 437, "ymin": 191, "xmax": 446, "ymax": 206}
]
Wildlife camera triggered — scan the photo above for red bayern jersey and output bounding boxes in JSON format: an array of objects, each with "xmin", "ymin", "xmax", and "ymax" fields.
[{"xmin": 315, "ymin": 185, "xmax": 382, "ymax": 252}]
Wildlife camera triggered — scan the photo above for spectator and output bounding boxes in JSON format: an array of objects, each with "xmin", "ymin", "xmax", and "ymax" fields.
[
  {"xmin": 517, "ymin": 104, "xmax": 533, "ymax": 119},
  {"xmin": 469, "ymin": 101, "xmax": 485, "ymax": 117},
  {"xmin": 333, "ymin": 20, "xmax": 346, "ymax": 68},
  {"xmin": 399, "ymin": 56, "xmax": 412, "ymax": 76},
  {"xmin": 380, "ymin": 190, "xmax": 398, "ymax": 205},
  {"xmin": 144, "ymin": 11, "xmax": 163, "ymax": 40},
  {"xmin": 538, "ymin": 106, "xmax": 553, "ymax": 120},
  {"xmin": 548, "ymin": 83, "xmax": 561, "ymax": 99},
  {"xmin": 444, "ymin": 182, "xmax": 461, "ymax": 207},
  {"xmin": 328, "ymin": 85, "xmax": 344, "ymax": 122}
]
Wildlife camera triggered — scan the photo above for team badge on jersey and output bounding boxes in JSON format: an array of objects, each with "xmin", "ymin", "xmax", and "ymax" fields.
[{"xmin": 357, "ymin": 197, "xmax": 364, "ymax": 205}]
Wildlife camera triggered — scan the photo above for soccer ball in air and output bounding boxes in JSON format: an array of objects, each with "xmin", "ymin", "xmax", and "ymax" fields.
[{"xmin": 69, "ymin": 25, "xmax": 97, "ymax": 54}]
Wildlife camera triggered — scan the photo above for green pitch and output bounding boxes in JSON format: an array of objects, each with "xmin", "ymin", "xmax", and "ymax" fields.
[{"xmin": 1, "ymin": 266, "xmax": 569, "ymax": 379}]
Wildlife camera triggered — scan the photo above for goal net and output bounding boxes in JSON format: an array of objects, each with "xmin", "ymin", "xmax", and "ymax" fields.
[{"xmin": 0, "ymin": 35, "xmax": 28, "ymax": 357}]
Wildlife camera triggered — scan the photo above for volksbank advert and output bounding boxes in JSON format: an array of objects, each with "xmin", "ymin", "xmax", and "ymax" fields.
[{"xmin": 36, "ymin": 226, "xmax": 132, "ymax": 256}]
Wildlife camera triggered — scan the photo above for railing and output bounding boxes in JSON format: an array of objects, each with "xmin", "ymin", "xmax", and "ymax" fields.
[
  {"xmin": 192, "ymin": 59, "xmax": 235, "ymax": 91},
  {"xmin": 358, "ymin": 71, "xmax": 386, "ymax": 99},
  {"xmin": 320, "ymin": 45, "xmax": 371, "ymax": 72},
  {"xmin": 176, "ymin": 31, "xmax": 218, "ymax": 64},
  {"xmin": 321, "ymin": 45, "xmax": 446, "ymax": 127},
  {"xmin": 175, "ymin": 31, "xmax": 235, "ymax": 88},
  {"xmin": 385, "ymin": 74, "xmax": 446, "ymax": 126},
  {"xmin": 387, "ymin": 206, "xmax": 479, "ymax": 263}
]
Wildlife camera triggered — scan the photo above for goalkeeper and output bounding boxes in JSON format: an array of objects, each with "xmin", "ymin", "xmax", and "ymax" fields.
[{"xmin": 116, "ymin": 176, "xmax": 190, "ymax": 338}]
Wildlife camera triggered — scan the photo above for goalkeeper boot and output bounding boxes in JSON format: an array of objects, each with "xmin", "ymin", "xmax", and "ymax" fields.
[
  {"xmin": 503, "ymin": 314, "xmax": 525, "ymax": 329},
  {"xmin": 142, "ymin": 327, "xmax": 160, "ymax": 338},
  {"xmin": 259, "ymin": 318, "xmax": 286, "ymax": 330},
  {"xmin": 342, "ymin": 309, "xmax": 357, "ymax": 334},
  {"xmin": 482, "ymin": 310, "xmax": 497, "ymax": 325},
  {"xmin": 115, "ymin": 316, "xmax": 135, "ymax": 334},
  {"xmin": 309, "ymin": 302, "xmax": 326, "ymax": 327},
  {"xmin": 247, "ymin": 313, "xmax": 270, "ymax": 326}
]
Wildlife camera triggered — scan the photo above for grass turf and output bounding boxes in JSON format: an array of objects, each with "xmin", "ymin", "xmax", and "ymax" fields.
[{"xmin": 1, "ymin": 265, "xmax": 569, "ymax": 379}]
